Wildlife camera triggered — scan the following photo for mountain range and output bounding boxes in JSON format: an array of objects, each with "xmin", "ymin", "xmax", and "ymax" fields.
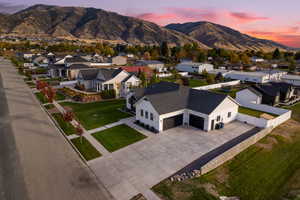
[{"xmin": 0, "ymin": 4, "xmax": 290, "ymax": 51}]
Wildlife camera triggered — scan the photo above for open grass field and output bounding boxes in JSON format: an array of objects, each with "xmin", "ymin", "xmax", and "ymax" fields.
[
  {"xmin": 238, "ymin": 107, "xmax": 278, "ymax": 118},
  {"xmin": 52, "ymin": 113, "xmax": 76, "ymax": 136},
  {"xmin": 71, "ymin": 137, "xmax": 101, "ymax": 161},
  {"xmin": 60, "ymin": 100, "xmax": 131, "ymax": 130},
  {"xmin": 153, "ymin": 120, "xmax": 300, "ymax": 200},
  {"xmin": 92, "ymin": 124, "xmax": 147, "ymax": 152}
]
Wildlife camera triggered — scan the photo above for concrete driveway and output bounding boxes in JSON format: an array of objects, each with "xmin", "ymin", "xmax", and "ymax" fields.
[{"xmin": 89, "ymin": 121, "xmax": 254, "ymax": 200}]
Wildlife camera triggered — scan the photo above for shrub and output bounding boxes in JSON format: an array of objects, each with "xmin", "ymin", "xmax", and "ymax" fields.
[{"xmin": 100, "ymin": 89, "xmax": 116, "ymax": 99}]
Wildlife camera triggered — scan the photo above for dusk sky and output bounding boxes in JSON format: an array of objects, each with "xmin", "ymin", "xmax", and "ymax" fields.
[{"xmin": 2, "ymin": 1, "xmax": 300, "ymax": 47}]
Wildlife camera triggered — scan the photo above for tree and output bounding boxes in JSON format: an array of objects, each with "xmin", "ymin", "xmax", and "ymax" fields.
[
  {"xmin": 46, "ymin": 87, "xmax": 56, "ymax": 103},
  {"xmin": 149, "ymin": 74, "xmax": 159, "ymax": 85},
  {"xmin": 63, "ymin": 111, "xmax": 74, "ymax": 122},
  {"xmin": 295, "ymin": 51, "xmax": 300, "ymax": 60},
  {"xmin": 289, "ymin": 59, "xmax": 296, "ymax": 72},
  {"xmin": 160, "ymin": 41, "xmax": 170, "ymax": 57},
  {"xmin": 76, "ymin": 125, "xmax": 84, "ymax": 144},
  {"xmin": 138, "ymin": 71, "xmax": 147, "ymax": 87},
  {"xmin": 197, "ymin": 51, "xmax": 207, "ymax": 62},
  {"xmin": 143, "ymin": 52, "xmax": 151, "ymax": 60},
  {"xmin": 272, "ymin": 48, "xmax": 281, "ymax": 60},
  {"xmin": 206, "ymin": 74, "xmax": 216, "ymax": 84},
  {"xmin": 240, "ymin": 53, "xmax": 250, "ymax": 65}
]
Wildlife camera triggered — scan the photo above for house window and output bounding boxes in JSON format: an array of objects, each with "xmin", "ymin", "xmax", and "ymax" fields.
[
  {"xmin": 145, "ymin": 111, "xmax": 149, "ymax": 119},
  {"xmin": 217, "ymin": 115, "xmax": 221, "ymax": 121},
  {"xmin": 140, "ymin": 109, "xmax": 144, "ymax": 117},
  {"xmin": 228, "ymin": 112, "xmax": 231, "ymax": 118},
  {"xmin": 150, "ymin": 113, "xmax": 153, "ymax": 121}
]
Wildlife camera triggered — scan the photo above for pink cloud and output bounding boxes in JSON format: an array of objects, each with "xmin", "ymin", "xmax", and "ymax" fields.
[{"xmin": 229, "ymin": 12, "xmax": 269, "ymax": 23}]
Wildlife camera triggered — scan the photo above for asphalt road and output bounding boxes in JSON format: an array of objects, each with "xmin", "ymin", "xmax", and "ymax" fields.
[
  {"xmin": 0, "ymin": 58, "xmax": 114, "ymax": 200},
  {"xmin": 0, "ymin": 73, "xmax": 29, "ymax": 200}
]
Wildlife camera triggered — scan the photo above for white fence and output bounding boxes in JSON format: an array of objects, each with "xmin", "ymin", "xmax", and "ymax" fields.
[
  {"xmin": 236, "ymin": 100, "xmax": 292, "ymax": 128},
  {"xmin": 193, "ymin": 80, "xmax": 240, "ymax": 90},
  {"xmin": 60, "ymin": 80, "xmax": 78, "ymax": 86}
]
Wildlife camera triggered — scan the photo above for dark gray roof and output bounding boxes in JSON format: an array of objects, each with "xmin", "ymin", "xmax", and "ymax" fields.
[
  {"xmin": 136, "ymin": 82, "xmax": 230, "ymax": 115},
  {"xmin": 136, "ymin": 60, "xmax": 164, "ymax": 65},
  {"xmin": 65, "ymin": 56, "xmax": 88, "ymax": 63},
  {"xmin": 68, "ymin": 64, "xmax": 90, "ymax": 69},
  {"xmin": 97, "ymin": 68, "xmax": 123, "ymax": 81},
  {"xmin": 48, "ymin": 64, "xmax": 65, "ymax": 69},
  {"xmin": 252, "ymin": 82, "xmax": 293, "ymax": 97},
  {"xmin": 122, "ymin": 74, "xmax": 135, "ymax": 83},
  {"xmin": 79, "ymin": 69, "xmax": 99, "ymax": 80}
]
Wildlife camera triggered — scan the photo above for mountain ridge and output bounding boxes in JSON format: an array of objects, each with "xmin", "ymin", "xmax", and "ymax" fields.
[
  {"xmin": 165, "ymin": 21, "xmax": 289, "ymax": 51},
  {"xmin": 0, "ymin": 4, "xmax": 290, "ymax": 51}
]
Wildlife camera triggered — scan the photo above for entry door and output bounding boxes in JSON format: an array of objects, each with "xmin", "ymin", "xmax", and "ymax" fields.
[{"xmin": 211, "ymin": 120, "xmax": 215, "ymax": 130}]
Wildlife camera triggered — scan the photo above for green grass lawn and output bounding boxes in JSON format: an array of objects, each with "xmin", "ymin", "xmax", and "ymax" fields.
[
  {"xmin": 60, "ymin": 100, "xmax": 131, "ymax": 130},
  {"xmin": 153, "ymin": 121, "xmax": 300, "ymax": 200},
  {"xmin": 284, "ymin": 103, "xmax": 300, "ymax": 122},
  {"xmin": 52, "ymin": 113, "xmax": 77, "ymax": 136},
  {"xmin": 35, "ymin": 92, "xmax": 48, "ymax": 104},
  {"xmin": 71, "ymin": 137, "xmax": 101, "ymax": 161},
  {"xmin": 55, "ymin": 93, "xmax": 66, "ymax": 101},
  {"xmin": 189, "ymin": 79, "xmax": 208, "ymax": 87},
  {"xmin": 25, "ymin": 81, "xmax": 35, "ymax": 87},
  {"xmin": 44, "ymin": 104, "xmax": 54, "ymax": 110},
  {"xmin": 212, "ymin": 88, "xmax": 240, "ymax": 98},
  {"xmin": 92, "ymin": 124, "xmax": 146, "ymax": 152},
  {"xmin": 238, "ymin": 107, "xmax": 278, "ymax": 118}
]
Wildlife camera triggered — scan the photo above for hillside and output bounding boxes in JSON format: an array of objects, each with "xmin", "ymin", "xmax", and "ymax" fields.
[
  {"xmin": 166, "ymin": 21, "xmax": 289, "ymax": 51},
  {"xmin": 0, "ymin": 4, "xmax": 205, "ymax": 47}
]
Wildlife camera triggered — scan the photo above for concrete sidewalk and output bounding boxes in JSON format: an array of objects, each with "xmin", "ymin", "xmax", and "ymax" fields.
[{"xmin": 0, "ymin": 59, "xmax": 114, "ymax": 200}]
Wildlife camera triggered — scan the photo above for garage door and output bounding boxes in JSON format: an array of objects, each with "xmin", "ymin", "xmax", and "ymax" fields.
[
  {"xmin": 163, "ymin": 114, "xmax": 183, "ymax": 131},
  {"xmin": 189, "ymin": 114, "xmax": 205, "ymax": 130}
]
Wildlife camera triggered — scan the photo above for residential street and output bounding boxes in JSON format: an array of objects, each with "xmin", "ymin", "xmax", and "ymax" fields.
[{"xmin": 0, "ymin": 58, "xmax": 114, "ymax": 200}]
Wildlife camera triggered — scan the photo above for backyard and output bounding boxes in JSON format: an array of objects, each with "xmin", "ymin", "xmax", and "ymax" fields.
[
  {"xmin": 238, "ymin": 107, "xmax": 278, "ymax": 118},
  {"xmin": 71, "ymin": 137, "xmax": 101, "ymax": 161},
  {"xmin": 60, "ymin": 100, "xmax": 132, "ymax": 130},
  {"xmin": 92, "ymin": 124, "xmax": 147, "ymax": 152},
  {"xmin": 153, "ymin": 120, "xmax": 300, "ymax": 200},
  {"xmin": 284, "ymin": 102, "xmax": 300, "ymax": 122}
]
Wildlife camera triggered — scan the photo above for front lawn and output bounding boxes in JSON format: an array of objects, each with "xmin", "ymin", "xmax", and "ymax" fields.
[
  {"xmin": 71, "ymin": 137, "xmax": 101, "ymax": 161},
  {"xmin": 238, "ymin": 107, "xmax": 278, "ymax": 118},
  {"xmin": 60, "ymin": 100, "xmax": 131, "ymax": 130},
  {"xmin": 44, "ymin": 104, "xmax": 54, "ymax": 110},
  {"xmin": 153, "ymin": 120, "xmax": 300, "ymax": 200},
  {"xmin": 92, "ymin": 124, "xmax": 146, "ymax": 152},
  {"xmin": 35, "ymin": 92, "xmax": 48, "ymax": 104},
  {"xmin": 52, "ymin": 113, "xmax": 76, "ymax": 136},
  {"xmin": 55, "ymin": 92, "xmax": 66, "ymax": 101}
]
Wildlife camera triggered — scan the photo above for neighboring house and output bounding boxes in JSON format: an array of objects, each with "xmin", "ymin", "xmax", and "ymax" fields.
[
  {"xmin": 251, "ymin": 57, "xmax": 264, "ymax": 63},
  {"xmin": 224, "ymin": 71, "xmax": 270, "ymax": 83},
  {"xmin": 110, "ymin": 56, "xmax": 127, "ymax": 65},
  {"xmin": 176, "ymin": 62, "xmax": 214, "ymax": 74},
  {"xmin": 23, "ymin": 63, "xmax": 35, "ymax": 68},
  {"xmin": 247, "ymin": 82, "xmax": 296, "ymax": 106},
  {"xmin": 49, "ymin": 64, "xmax": 91, "ymax": 80},
  {"xmin": 77, "ymin": 68, "xmax": 140, "ymax": 97},
  {"xmin": 136, "ymin": 60, "xmax": 165, "ymax": 72},
  {"xmin": 22, "ymin": 53, "xmax": 35, "ymax": 60},
  {"xmin": 260, "ymin": 70, "xmax": 287, "ymax": 81},
  {"xmin": 127, "ymin": 82, "xmax": 239, "ymax": 132},
  {"xmin": 33, "ymin": 55, "xmax": 49, "ymax": 67},
  {"xmin": 64, "ymin": 56, "xmax": 90, "ymax": 67},
  {"xmin": 281, "ymin": 74, "xmax": 300, "ymax": 86},
  {"xmin": 236, "ymin": 87, "xmax": 263, "ymax": 104},
  {"xmin": 54, "ymin": 55, "xmax": 73, "ymax": 65},
  {"xmin": 121, "ymin": 66, "xmax": 153, "ymax": 78}
]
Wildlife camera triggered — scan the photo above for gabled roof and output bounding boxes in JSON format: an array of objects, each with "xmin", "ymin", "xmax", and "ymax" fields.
[
  {"xmin": 96, "ymin": 68, "xmax": 124, "ymax": 81},
  {"xmin": 79, "ymin": 69, "xmax": 99, "ymax": 80},
  {"xmin": 252, "ymin": 82, "xmax": 293, "ymax": 97},
  {"xmin": 65, "ymin": 56, "xmax": 88, "ymax": 63},
  {"xmin": 68, "ymin": 64, "xmax": 90, "ymax": 69},
  {"xmin": 136, "ymin": 82, "xmax": 230, "ymax": 115},
  {"xmin": 136, "ymin": 60, "xmax": 164, "ymax": 65},
  {"xmin": 245, "ymin": 87, "xmax": 263, "ymax": 97}
]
